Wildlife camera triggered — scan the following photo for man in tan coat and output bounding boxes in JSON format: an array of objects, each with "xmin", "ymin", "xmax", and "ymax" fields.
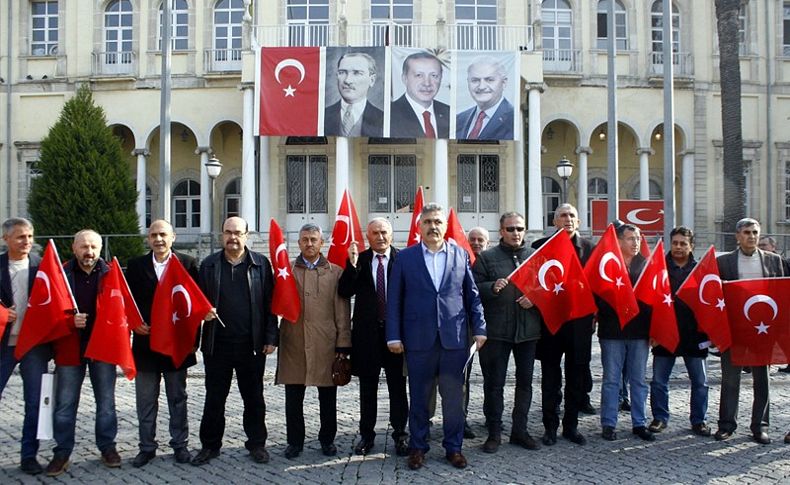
[{"xmin": 277, "ymin": 223, "xmax": 351, "ymax": 459}]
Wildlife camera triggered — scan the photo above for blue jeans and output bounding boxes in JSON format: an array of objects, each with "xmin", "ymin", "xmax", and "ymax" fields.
[
  {"xmin": 53, "ymin": 361, "xmax": 117, "ymax": 456},
  {"xmin": 600, "ymin": 339, "xmax": 649, "ymax": 429},
  {"xmin": 0, "ymin": 334, "xmax": 18, "ymax": 398},
  {"xmin": 19, "ymin": 345, "xmax": 52, "ymax": 460},
  {"xmin": 650, "ymin": 355, "xmax": 708, "ymax": 426}
]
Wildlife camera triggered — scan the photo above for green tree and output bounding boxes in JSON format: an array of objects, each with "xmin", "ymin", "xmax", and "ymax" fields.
[
  {"xmin": 28, "ymin": 85, "xmax": 143, "ymax": 263},
  {"xmin": 715, "ymin": 0, "xmax": 744, "ymax": 249}
]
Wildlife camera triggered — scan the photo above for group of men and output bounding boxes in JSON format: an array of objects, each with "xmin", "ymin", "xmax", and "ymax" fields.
[{"xmin": 1, "ymin": 204, "xmax": 790, "ymax": 476}]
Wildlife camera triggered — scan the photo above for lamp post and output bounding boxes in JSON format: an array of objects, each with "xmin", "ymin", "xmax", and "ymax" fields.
[
  {"xmin": 556, "ymin": 155, "xmax": 574, "ymax": 204},
  {"xmin": 205, "ymin": 155, "xmax": 223, "ymax": 253}
]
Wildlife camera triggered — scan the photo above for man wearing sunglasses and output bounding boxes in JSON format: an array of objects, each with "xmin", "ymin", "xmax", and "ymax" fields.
[{"xmin": 472, "ymin": 212, "xmax": 542, "ymax": 453}]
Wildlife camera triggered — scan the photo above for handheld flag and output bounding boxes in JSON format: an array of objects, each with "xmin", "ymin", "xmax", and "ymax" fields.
[
  {"xmin": 269, "ymin": 219, "xmax": 302, "ymax": 323},
  {"xmin": 407, "ymin": 186, "xmax": 424, "ymax": 247},
  {"xmin": 634, "ymin": 240, "xmax": 679, "ymax": 352},
  {"xmin": 327, "ymin": 189, "xmax": 365, "ymax": 269}
]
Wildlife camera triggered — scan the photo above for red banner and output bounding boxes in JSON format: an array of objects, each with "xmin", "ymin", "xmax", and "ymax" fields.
[
  {"xmin": 591, "ymin": 200, "xmax": 665, "ymax": 236},
  {"xmin": 259, "ymin": 47, "xmax": 322, "ymax": 136}
]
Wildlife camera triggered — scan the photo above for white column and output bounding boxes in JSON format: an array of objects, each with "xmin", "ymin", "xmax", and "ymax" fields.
[
  {"xmin": 241, "ymin": 86, "xmax": 257, "ymax": 231},
  {"xmin": 681, "ymin": 151, "xmax": 695, "ymax": 226},
  {"xmin": 336, "ymin": 136, "xmax": 350, "ymax": 205},
  {"xmin": 513, "ymin": 106, "xmax": 526, "ymax": 215},
  {"xmin": 258, "ymin": 136, "xmax": 271, "ymax": 228},
  {"xmin": 196, "ymin": 146, "xmax": 211, "ymax": 233},
  {"xmin": 576, "ymin": 146, "xmax": 591, "ymax": 230},
  {"xmin": 527, "ymin": 86, "xmax": 543, "ymax": 231},
  {"xmin": 433, "ymin": 139, "xmax": 449, "ymax": 208},
  {"xmin": 133, "ymin": 149, "xmax": 149, "ymax": 232},
  {"xmin": 637, "ymin": 147, "xmax": 654, "ymax": 200}
]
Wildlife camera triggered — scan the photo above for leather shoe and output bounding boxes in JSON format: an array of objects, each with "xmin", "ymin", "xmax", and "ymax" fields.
[
  {"xmin": 463, "ymin": 422, "xmax": 476, "ymax": 439},
  {"xmin": 633, "ymin": 426, "xmax": 655, "ymax": 441},
  {"xmin": 101, "ymin": 447, "xmax": 122, "ymax": 468},
  {"xmin": 132, "ymin": 451, "xmax": 156, "ymax": 468},
  {"xmin": 354, "ymin": 438, "xmax": 375, "ymax": 455},
  {"xmin": 714, "ymin": 429, "xmax": 733, "ymax": 441},
  {"xmin": 562, "ymin": 429, "xmax": 587, "ymax": 445},
  {"xmin": 482, "ymin": 436, "xmax": 500, "ymax": 453},
  {"xmin": 284, "ymin": 445, "xmax": 303, "ymax": 460},
  {"xmin": 648, "ymin": 419, "xmax": 667, "ymax": 433},
  {"xmin": 191, "ymin": 448, "xmax": 219, "ymax": 466},
  {"xmin": 321, "ymin": 442, "xmax": 338, "ymax": 457},
  {"xmin": 541, "ymin": 429, "xmax": 557, "ymax": 446},
  {"xmin": 752, "ymin": 431, "xmax": 771, "ymax": 445},
  {"xmin": 446, "ymin": 452, "xmax": 467, "ymax": 469},
  {"xmin": 250, "ymin": 446, "xmax": 270, "ymax": 463},
  {"xmin": 510, "ymin": 433, "xmax": 540, "ymax": 450},
  {"xmin": 20, "ymin": 457, "xmax": 43, "ymax": 475},
  {"xmin": 784, "ymin": 431, "xmax": 790, "ymax": 444},
  {"xmin": 601, "ymin": 426, "xmax": 617, "ymax": 441},
  {"xmin": 691, "ymin": 423, "xmax": 712, "ymax": 437},
  {"xmin": 619, "ymin": 398, "xmax": 631, "ymax": 412},
  {"xmin": 45, "ymin": 455, "xmax": 69, "ymax": 477},
  {"xmin": 394, "ymin": 438, "xmax": 409, "ymax": 457},
  {"xmin": 174, "ymin": 448, "xmax": 192, "ymax": 464},
  {"xmin": 580, "ymin": 401, "xmax": 597, "ymax": 415},
  {"xmin": 407, "ymin": 450, "xmax": 425, "ymax": 470}
]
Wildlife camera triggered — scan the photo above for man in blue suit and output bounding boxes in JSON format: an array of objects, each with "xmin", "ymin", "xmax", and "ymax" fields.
[
  {"xmin": 455, "ymin": 56, "xmax": 514, "ymax": 141},
  {"xmin": 386, "ymin": 203, "xmax": 486, "ymax": 470}
]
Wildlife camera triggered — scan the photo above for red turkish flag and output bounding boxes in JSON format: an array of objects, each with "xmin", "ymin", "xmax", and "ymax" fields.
[
  {"xmin": 15, "ymin": 240, "xmax": 77, "ymax": 360},
  {"xmin": 445, "ymin": 208, "xmax": 476, "ymax": 266},
  {"xmin": 407, "ymin": 186, "xmax": 424, "ymax": 247},
  {"xmin": 639, "ymin": 235, "xmax": 651, "ymax": 258},
  {"xmin": 150, "ymin": 256, "xmax": 213, "ymax": 367},
  {"xmin": 85, "ymin": 258, "xmax": 142, "ymax": 380},
  {"xmin": 509, "ymin": 230, "xmax": 597, "ymax": 334},
  {"xmin": 583, "ymin": 224, "xmax": 639, "ymax": 329},
  {"xmin": 675, "ymin": 246, "xmax": 731, "ymax": 351},
  {"xmin": 269, "ymin": 219, "xmax": 301, "ymax": 323},
  {"xmin": 0, "ymin": 305, "xmax": 8, "ymax": 342},
  {"xmin": 633, "ymin": 240, "xmax": 679, "ymax": 352},
  {"xmin": 258, "ymin": 47, "xmax": 322, "ymax": 136},
  {"xmin": 722, "ymin": 277, "xmax": 790, "ymax": 366},
  {"xmin": 327, "ymin": 189, "xmax": 366, "ymax": 270}
]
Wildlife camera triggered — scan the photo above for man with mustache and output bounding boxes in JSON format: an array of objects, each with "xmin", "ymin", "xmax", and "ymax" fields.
[
  {"xmin": 324, "ymin": 52, "xmax": 383, "ymax": 137},
  {"xmin": 390, "ymin": 52, "xmax": 450, "ymax": 138},
  {"xmin": 456, "ymin": 56, "xmax": 514, "ymax": 140}
]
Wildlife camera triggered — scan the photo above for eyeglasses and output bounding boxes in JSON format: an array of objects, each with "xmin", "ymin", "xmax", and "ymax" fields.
[
  {"xmin": 223, "ymin": 230, "xmax": 247, "ymax": 238},
  {"xmin": 504, "ymin": 226, "xmax": 525, "ymax": 233}
]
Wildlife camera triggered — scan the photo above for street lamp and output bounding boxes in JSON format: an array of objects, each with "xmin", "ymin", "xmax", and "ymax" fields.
[
  {"xmin": 556, "ymin": 155, "xmax": 574, "ymax": 204},
  {"xmin": 205, "ymin": 155, "xmax": 223, "ymax": 252}
]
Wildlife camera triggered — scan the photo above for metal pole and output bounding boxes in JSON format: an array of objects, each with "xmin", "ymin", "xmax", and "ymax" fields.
[
  {"xmin": 5, "ymin": 0, "xmax": 14, "ymax": 217},
  {"xmin": 159, "ymin": 0, "xmax": 172, "ymax": 221},
  {"xmin": 662, "ymin": 0, "xmax": 676, "ymax": 243},
  {"xmin": 209, "ymin": 177, "xmax": 215, "ymax": 254},
  {"xmin": 562, "ymin": 178, "xmax": 568, "ymax": 204},
  {"xmin": 606, "ymin": 0, "xmax": 619, "ymax": 223}
]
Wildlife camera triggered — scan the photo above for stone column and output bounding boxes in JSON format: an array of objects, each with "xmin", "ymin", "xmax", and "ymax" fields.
[
  {"xmin": 681, "ymin": 150, "xmax": 695, "ymax": 226},
  {"xmin": 259, "ymin": 136, "xmax": 271, "ymax": 228},
  {"xmin": 637, "ymin": 147, "xmax": 654, "ymax": 200},
  {"xmin": 513, "ymin": 105, "xmax": 526, "ymax": 215},
  {"xmin": 241, "ymin": 86, "xmax": 256, "ymax": 231},
  {"xmin": 196, "ymin": 146, "xmax": 212, "ymax": 234},
  {"xmin": 433, "ymin": 139, "xmax": 449, "ymax": 208},
  {"xmin": 527, "ymin": 85, "xmax": 543, "ymax": 231},
  {"xmin": 336, "ymin": 136, "xmax": 350, "ymax": 206},
  {"xmin": 133, "ymin": 148, "xmax": 149, "ymax": 231},
  {"xmin": 576, "ymin": 146, "xmax": 591, "ymax": 230}
]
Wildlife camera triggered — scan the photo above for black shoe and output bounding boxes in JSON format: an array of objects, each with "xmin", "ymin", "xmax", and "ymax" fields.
[
  {"xmin": 580, "ymin": 401, "xmax": 597, "ymax": 415},
  {"xmin": 743, "ymin": 367, "xmax": 752, "ymax": 374},
  {"xmin": 463, "ymin": 422, "xmax": 476, "ymax": 439},
  {"xmin": 354, "ymin": 438, "xmax": 374, "ymax": 455},
  {"xmin": 633, "ymin": 426, "xmax": 655, "ymax": 441},
  {"xmin": 601, "ymin": 426, "xmax": 617, "ymax": 441},
  {"xmin": 541, "ymin": 429, "xmax": 557, "ymax": 446},
  {"xmin": 174, "ymin": 448, "xmax": 192, "ymax": 464},
  {"xmin": 284, "ymin": 445, "xmax": 303, "ymax": 460},
  {"xmin": 562, "ymin": 429, "xmax": 587, "ymax": 445},
  {"xmin": 191, "ymin": 448, "xmax": 219, "ymax": 466},
  {"xmin": 510, "ymin": 433, "xmax": 540, "ymax": 450},
  {"xmin": 394, "ymin": 438, "xmax": 409, "ymax": 457},
  {"xmin": 714, "ymin": 429, "xmax": 733, "ymax": 441},
  {"xmin": 648, "ymin": 419, "xmax": 667, "ymax": 433},
  {"xmin": 619, "ymin": 399, "xmax": 631, "ymax": 412},
  {"xmin": 785, "ymin": 431, "xmax": 790, "ymax": 444},
  {"xmin": 20, "ymin": 457, "xmax": 43, "ymax": 475},
  {"xmin": 250, "ymin": 446, "xmax": 270, "ymax": 463},
  {"xmin": 482, "ymin": 436, "xmax": 501, "ymax": 453},
  {"xmin": 752, "ymin": 431, "xmax": 771, "ymax": 445},
  {"xmin": 779, "ymin": 366, "xmax": 790, "ymax": 373},
  {"xmin": 132, "ymin": 451, "xmax": 156, "ymax": 468},
  {"xmin": 321, "ymin": 442, "xmax": 337, "ymax": 457},
  {"xmin": 691, "ymin": 423, "xmax": 712, "ymax": 437}
]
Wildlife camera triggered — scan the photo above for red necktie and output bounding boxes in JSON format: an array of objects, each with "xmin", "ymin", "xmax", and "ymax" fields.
[
  {"xmin": 468, "ymin": 111, "xmax": 487, "ymax": 139},
  {"xmin": 376, "ymin": 254, "xmax": 386, "ymax": 321},
  {"xmin": 422, "ymin": 111, "xmax": 436, "ymax": 138}
]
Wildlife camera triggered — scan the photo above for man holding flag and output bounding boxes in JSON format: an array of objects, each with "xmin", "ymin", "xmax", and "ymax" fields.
[{"xmin": 0, "ymin": 218, "xmax": 50, "ymax": 475}]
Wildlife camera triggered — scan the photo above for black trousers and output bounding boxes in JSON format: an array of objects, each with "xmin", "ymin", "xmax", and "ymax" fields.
[
  {"xmin": 358, "ymin": 348, "xmax": 408, "ymax": 442},
  {"xmin": 285, "ymin": 385, "xmax": 337, "ymax": 447},
  {"xmin": 539, "ymin": 335, "xmax": 587, "ymax": 433},
  {"xmin": 199, "ymin": 341, "xmax": 267, "ymax": 451},
  {"xmin": 479, "ymin": 339, "xmax": 537, "ymax": 437}
]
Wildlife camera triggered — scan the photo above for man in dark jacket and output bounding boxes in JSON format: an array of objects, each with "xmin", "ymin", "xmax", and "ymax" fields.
[
  {"xmin": 532, "ymin": 203, "xmax": 595, "ymax": 446},
  {"xmin": 472, "ymin": 211, "xmax": 541, "ymax": 453},
  {"xmin": 338, "ymin": 218, "xmax": 408, "ymax": 457},
  {"xmin": 126, "ymin": 220, "xmax": 199, "ymax": 467},
  {"xmin": 192, "ymin": 217, "xmax": 279, "ymax": 466},
  {"xmin": 648, "ymin": 226, "xmax": 711, "ymax": 437}
]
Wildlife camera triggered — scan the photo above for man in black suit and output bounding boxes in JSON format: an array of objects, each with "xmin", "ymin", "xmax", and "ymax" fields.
[
  {"xmin": 324, "ymin": 52, "xmax": 384, "ymax": 137},
  {"xmin": 456, "ymin": 56, "xmax": 514, "ymax": 140},
  {"xmin": 338, "ymin": 218, "xmax": 408, "ymax": 457},
  {"xmin": 390, "ymin": 52, "xmax": 450, "ymax": 138},
  {"xmin": 125, "ymin": 220, "xmax": 199, "ymax": 467}
]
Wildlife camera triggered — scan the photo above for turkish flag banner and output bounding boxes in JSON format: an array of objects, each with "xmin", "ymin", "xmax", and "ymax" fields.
[
  {"xmin": 258, "ymin": 47, "xmax": 322, "ymax": 136},
  {"xmin": 407, "ymin": 186, "xmax": 424, "ymax": 247},
  {"xmin": 15, "ymin": 240, "xmax": 77, "ymax": 360},
  {"xmin": 85, "ymin": 258, "xmax": 143, "ymax": 380},
  {"xmin": 150, "ymin": 256, "xmax": 213, "ymax": 368},
  {"xmin": 327, "ymin": 189, "xmax": 366, "ymax": 270},
  {"xmin": 509, "ymin": 230, "xmax": 597, "ymax": 334},
  {"xmin": 633, "ymin": 240, "xmax": 679, "ymax": 353},
  {"xmin": 675, "ymin": 246, "xmax": 731, "ymax": 352},
  {"xmin": 583, "ymin": 224, "xmax": 639, "ymax": 329},
  {"xmin": 722, "ymin": 277, "xmax": 790, "ymax": 366},
  {"xmin": 445, "ymin": 208, "xmax": 476, "ymax": 266},
  {"xmin": 269, "ymin": 219, "xmax": 302, "ymax": 323}
]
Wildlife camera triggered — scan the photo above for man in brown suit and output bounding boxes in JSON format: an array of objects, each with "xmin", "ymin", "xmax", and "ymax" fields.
[{"xmin": 277, "ymin": 223, "xmax": 351, "ymax": 459}]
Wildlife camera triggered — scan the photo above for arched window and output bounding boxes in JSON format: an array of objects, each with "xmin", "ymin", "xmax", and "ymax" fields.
[
  {"xmin": 212, "ymin": 0, "xmax": 244, "ymax": 70},
  {"xmin": 650, "ymin": 1, "xmax": 680, "ymax": 54},
  {"xmin": 173, "ymin": 179, "xmax": 201, "ymax": 230},
  {"xmin": 596, "ymin": 0, "xmax": 627, "ymax": 49},
  {"xmin": 542, "ymin": 0, "xmax": 574, "ymax": 71},
  {"xmin": 159, "ymin": 0, "xmax": 189, "ymax": 51},
  {"xmin": 588, "ymin": 176, "xmax": 608, "ymax": 226},
  {"xmin": 224, "ymin": 178, "xmax": 241, "ymax": 220},
  {"xmin": 103, "ymin": 0, "xmax": 134, "ymax": 71},
  {"xmin": 629, "ymin": 179, "xmax": 663, "ymax": 200},
  {"xmin": 542, "ymin": 176, "xmax": 561, "ymax": 228}
]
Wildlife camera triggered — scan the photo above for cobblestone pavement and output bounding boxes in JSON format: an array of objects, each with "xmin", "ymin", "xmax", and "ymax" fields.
[{"xmin": 1, "ymin": 337, "xmax": 790, "ymax": 484}]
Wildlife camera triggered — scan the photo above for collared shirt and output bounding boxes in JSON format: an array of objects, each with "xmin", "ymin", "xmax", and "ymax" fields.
[
  {"xmin": 371, "ymin": 247, "xmax": 392, "ymax": 293},
  {"xmin": 152, "ymin": 251, "xmax": 172, "ymax": 281},
  {"xmin": 465, "ymin": 97, "xmax": 504, "ymax": 138},
  {"xmin": 422, "ymin": 242, "xmax": 447, "ymax": 291},
  {"xmin": 302, "ymin": 255, "xmax": 321, "ymax": 270},
  {"xmin": 340, "ymin": 99, "xmax": 367, "ymax": 126},
  {"xmin": 404, "ymin": 93, "xmax": 437, "ymax": 135}
]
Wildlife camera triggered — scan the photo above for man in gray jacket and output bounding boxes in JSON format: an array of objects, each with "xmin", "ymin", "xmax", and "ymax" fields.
[{"xmin": 472, "ymin": 211, "xmax": 542, "ymax": 453}]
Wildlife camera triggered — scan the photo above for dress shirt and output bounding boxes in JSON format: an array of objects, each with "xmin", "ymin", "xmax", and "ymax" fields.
[{"xmin": 422, "ymin": 242, "xmax": 447, "ymax": 291}]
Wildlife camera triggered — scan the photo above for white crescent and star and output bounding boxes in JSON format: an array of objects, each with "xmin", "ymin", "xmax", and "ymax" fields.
[
  {"xmin": 108, "ymin": 289, "xmax": 128, "ymax": 327},
  {"xmin": 274, "ymin": 242, "xmax": 291, "ymax": 280},
  {"xmin": 34, "ymin": 272, "xmax": 52, "ymax": 306},
  {"xmin": 625, "ymin": 208, "xmax": 662, "ymax": 225},
  {"xmin": 598, "ymin": 252, "xmax": 620, "ymax": 284},
  {"xmin": 333, "ymin": 215, "xmax": 353, "ymax": 246},
  {"xmin": 537, "ymin": 259, "xmax": 565, "ymax": 294},
  {"xmin": 743, "ymin": 294, "xmax": 778, "ymax": 335},
  {"xmin": 171, "ymin": 285, "xmax": 193, "ymax": 324},
  {"xmin": 274, "ymin": 58, "xmax": 306, "ymax": 97},
  {"xmin": 698, "ymin": 274, "xmax": 722, "ymax": 305}
]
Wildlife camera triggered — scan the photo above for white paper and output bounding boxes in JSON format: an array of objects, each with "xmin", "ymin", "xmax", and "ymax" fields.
[{"xmin": 464, "ymin": 342, "xmax": 477, "ymax": 373}]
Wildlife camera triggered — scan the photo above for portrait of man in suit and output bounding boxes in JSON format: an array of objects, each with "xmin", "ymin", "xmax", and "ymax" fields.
[
  {"xmin": 390, "ymin": 52, "xmax": 450, "ymax": 139},
  {"xmin": 456, "ymin": 56, "xmax": 514, "ymax": 140},
  {"xmin": 324, "ymin": 51, "xmax": 384, "ymax": 137}
]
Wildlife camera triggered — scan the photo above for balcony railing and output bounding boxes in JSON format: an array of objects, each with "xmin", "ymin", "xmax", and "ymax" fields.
[
  {"xmin": 542, "ymin": 48, "xmax": 582, "ymax": 73},
  {"xmin": 254, "ymin": 24, "xmax": 338, "ymax": 47},
  {"xmin": 92, "ymin": 50, "xmax": 136, "ymax": 76},
  {"xmin": 648, "ymin": 51, "xmax": 693, "ymax": 77},
  {"xmin": 448, "ymin": 24, "xmax": 533, "ymax": 51},
  {"xmin": 203, "ymin": 48, "xmax": 243, "ymax": 72}
]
